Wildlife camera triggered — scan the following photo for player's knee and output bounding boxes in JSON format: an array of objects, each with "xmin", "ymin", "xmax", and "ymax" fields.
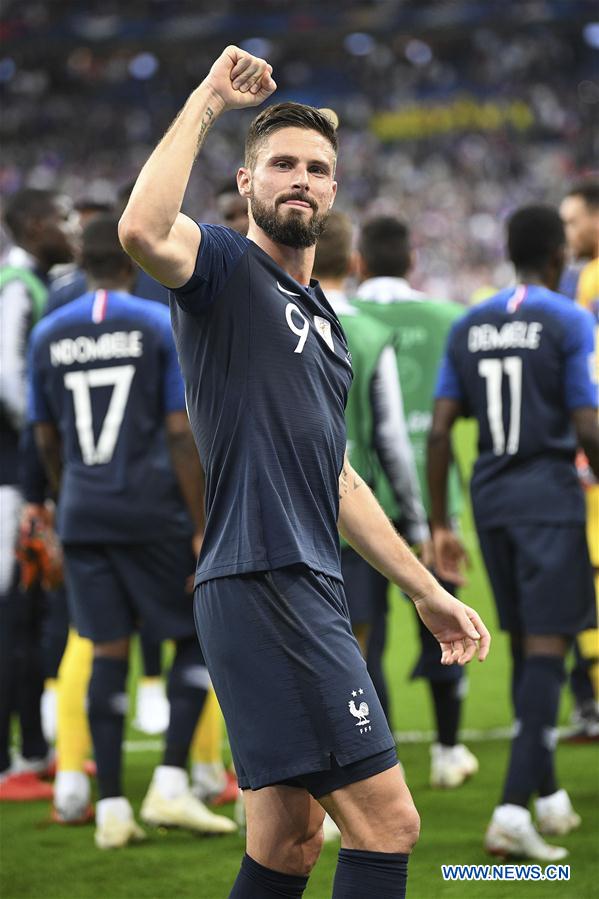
[
  {"xmin": 297, "ymin": 825, "xmax": 325, "ymax": 875},
  {"xmin": 363, "ymin": 793, "xmax": 420, "ymax": 853}
]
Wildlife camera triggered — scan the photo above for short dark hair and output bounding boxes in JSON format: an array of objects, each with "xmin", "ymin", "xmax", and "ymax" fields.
[
  {"xmin": 313, "ymin": 211, "xmax": 353, "ymax": 279},
  {"xmin": 81, "ymin": 215, "xmax": 133, "ymax": 280},
  {"xmin": 565, "ymin": 180, "xmax": 599, "ymax": 210},
  {"xmin": 359, "ymin": 216, "xmax": 410, "ymax": 278},
  {"xmin": 3, "ymin": 188, "xmax": 59, "ymax": 240},
  {"xmin": 507, "ymin": 205, "xmax": 565, "ymax": 270},
  {"xmin": 245, "ymin": 102, "xmax": 338, "ymax": 169}
]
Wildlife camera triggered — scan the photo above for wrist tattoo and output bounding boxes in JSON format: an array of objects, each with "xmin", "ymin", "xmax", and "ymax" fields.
[{"xmin": 197, "ymin": 106, "xmax": 215, "ymax": 151}]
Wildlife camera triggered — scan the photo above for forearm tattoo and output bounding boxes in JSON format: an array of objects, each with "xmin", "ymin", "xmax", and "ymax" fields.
[{"xmin": 339, "ymin": 461, "xmax": 363, "ymax": 500}]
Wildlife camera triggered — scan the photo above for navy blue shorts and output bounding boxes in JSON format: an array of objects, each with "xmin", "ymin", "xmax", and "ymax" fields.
[
  {"xmin": 477, "ymin": 523, "xmax": 596, "ymax": 636},
  {"xmin": 194, "ymin": 564, "xmax": 398, "ymax": 794},
  {"xmin": 341, "ymin": 547, "xmax": 388, "ymax": 627},
  {"xmin": 64, "ymin": 540, "xmax": 197, "ymax": 643}
]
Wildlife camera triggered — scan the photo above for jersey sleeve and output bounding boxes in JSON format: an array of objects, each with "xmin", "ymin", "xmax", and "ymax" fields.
[
  {"xmin": 27, "ymin": 325, "xmax": 53, "ymax": 423},
  {"xmin": 434, "ymin": 324, "xmax": 465, "ymax": 403},
  {"xmin": 172, "ymin": 223, "xmax": 249, "ymax": 314},
  {"xmin": 563, "ymin": 307, "xmax": 598, "ymax": 410}
]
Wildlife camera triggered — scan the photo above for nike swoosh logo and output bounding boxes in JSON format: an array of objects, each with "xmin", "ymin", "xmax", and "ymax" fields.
[{"xmin": 276, "ymin": 281, "xmax": 301, "ymax": 298}]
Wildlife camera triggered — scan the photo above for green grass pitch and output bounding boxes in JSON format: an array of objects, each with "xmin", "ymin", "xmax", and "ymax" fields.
[{"xmin": 1, "ymin": 425, "xmax": 598, "ymax": 897}]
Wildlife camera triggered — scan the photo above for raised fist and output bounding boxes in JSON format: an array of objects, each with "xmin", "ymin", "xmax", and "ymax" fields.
[{"xmin": 204, "ymin": 45, "xmax": 277, "ymax": 110}]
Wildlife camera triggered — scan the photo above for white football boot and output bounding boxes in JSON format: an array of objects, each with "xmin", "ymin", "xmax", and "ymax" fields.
[
  {"xmin": 430, "ymin": 743, "xmax": 479, "ymax": 788},
  {"xmin": 535, "ymin": 789, "xmax": 581, "ymax": 836},
  {"xmin": 141, "ymin": 765, "xmax": 236, "ymax": 834},
  {"xmin": 95, "ymin": 797, "xmax": 146, "ymax": 849},
  {"xmin": 484, "ymin": 804, "xmax": 568, "ymax": 860}
]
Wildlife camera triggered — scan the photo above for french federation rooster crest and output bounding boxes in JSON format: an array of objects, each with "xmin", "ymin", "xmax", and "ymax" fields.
[{"xmin": 348, "ymin": 698, "xmax": 370, "ymax": 726}]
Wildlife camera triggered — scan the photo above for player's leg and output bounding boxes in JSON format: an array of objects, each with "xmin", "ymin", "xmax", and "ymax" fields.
[
  {"xmin": 133, "ymin": 626, "xmax": 169, "ymax": 735},
  {"xmin": 482, "ymin": 523, "xmax": 594, "ymax": 858},
  {"xmin": 229, "ymin": 784, "xmax": 325, "ymax": 896},
  {"xmin": 53, "ymin": 629, "xmax": 94, "ymax": 823},
  {"xmin": 63, "ymin": 543, "xmax": 144, "ymax": 848},
  {"xmin": 117, "ymin": 539, "xmax": 236, "ymax": 835},
  {"xmin": 14, "ymin": 584, "xmax": 50, "ymax": 771},
  {"xmin": 320, "ymin": 764, "xmax": 418, "ymax": 899}
]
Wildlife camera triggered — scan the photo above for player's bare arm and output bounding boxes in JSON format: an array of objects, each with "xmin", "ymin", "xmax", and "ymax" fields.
[
  {"xmin": 34, "ymin": 421, "xmax": 62, "ymax": 494},
  {"xmin": 118, "ymin": 46, "xmax": 276, "ymax": 287},
  {"xmin": 165, "ymin": 411, "xmax": 206, "ymax": 555},
  {"xmin": 337, "ymin": 453, "xmax": 490, "ymax": 665},
  {"xmin": 427, "ymin": 396, "xmax": 470, "ymax": 585}
]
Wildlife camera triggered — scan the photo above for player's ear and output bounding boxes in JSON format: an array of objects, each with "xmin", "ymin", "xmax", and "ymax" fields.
[
  {"xmin": 329, "ymin": 181, "xmax": 337, "ymax": 208},
  {"xmin": 237, "ymin": 167, "xmax": 251, "ymax": 198}
]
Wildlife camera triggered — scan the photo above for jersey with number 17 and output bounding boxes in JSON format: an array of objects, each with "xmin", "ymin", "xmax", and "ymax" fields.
[
  {"xmin": 435, "ymin": 285, "xmax": 598, "ymax": 528},
  {"xmin": 27, "ymin": 290, "xmax": 192, "ymax": 543}
]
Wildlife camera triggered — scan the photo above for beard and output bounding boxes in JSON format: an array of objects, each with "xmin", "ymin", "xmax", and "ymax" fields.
[{"xmin": 250, "ymin": 192, "xmax": 330, "ymax": 249}]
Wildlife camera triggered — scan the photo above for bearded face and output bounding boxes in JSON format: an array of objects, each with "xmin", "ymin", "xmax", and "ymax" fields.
[{"xmin": 250, "ymin": 190, "xmax": 330, "ymax": 249}]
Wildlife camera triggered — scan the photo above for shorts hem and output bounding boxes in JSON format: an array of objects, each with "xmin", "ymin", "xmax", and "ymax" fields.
[{"xmin": 237, "ymin": 736, "xmax": 396, "ymax": 791}]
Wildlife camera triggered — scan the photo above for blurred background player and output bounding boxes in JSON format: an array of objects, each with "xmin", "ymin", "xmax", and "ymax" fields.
[
  {"xmin": 28, "ymin": 216, "xmax": 236, "ymax": 846},
  {"xmin": 560, "ymin": 181, "xmax": 599, "ymax": 740},
  {"xmin": 429, "ymin": 204, "xmax": 599, "ymax": 860},
  {"xmin": 0, "ymin": 188, "xmax": 74, "ymax": 800},
  {"xmin": 352, "ymin": 215, "xmax": 478, "ymax": 788}
]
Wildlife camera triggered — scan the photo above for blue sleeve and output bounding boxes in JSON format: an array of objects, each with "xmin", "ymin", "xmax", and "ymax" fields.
[
  {"xmin": 434, "ymin": 325, "xmax": 465, "ymax": 402},
  {"xmin": 172, "ymin": 223, "xmax": 249, "ymax": 314},
  {"xmin": 563, "ymin": 308, "xmax": 598, "ymax": 410},
  {"xmin": 27, "ymin": 327, "xmax": 52, "ymax": 423},
  {"xmin": 158, "ymin": 316, "xmax": 186, "ymax": 413}
]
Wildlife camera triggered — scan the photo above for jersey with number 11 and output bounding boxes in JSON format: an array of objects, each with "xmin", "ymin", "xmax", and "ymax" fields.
[
  {"xmin": 435, "ymin": 285, "xmax": 598, "ymax": 527},
  {"xmin": 28, "ymin": 290, "xmax": 191, "ymax": 543}
]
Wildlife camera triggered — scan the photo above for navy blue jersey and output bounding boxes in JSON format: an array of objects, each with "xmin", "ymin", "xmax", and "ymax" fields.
[
  {"xmin": 170, "ymin": 224, "xmax": 352, "ymax": 586},
  {"xmin": 28, "ymin": 290, "xmax": 191, "ymax": 543},
  {"xmin": 436, "ymin": 284, "xmax": 598, "ymax": 526}
]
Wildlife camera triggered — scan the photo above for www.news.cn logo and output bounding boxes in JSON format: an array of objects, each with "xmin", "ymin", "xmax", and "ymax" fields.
[{"xmin": 441, "ymin": 864, "xmax": 570, "ymax": 882}]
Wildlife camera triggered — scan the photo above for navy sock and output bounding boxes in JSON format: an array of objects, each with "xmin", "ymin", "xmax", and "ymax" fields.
[
  {"xmin": 332, "ymin": 849, "xmax": 409, "ymax": 899},
  {"xmin": 88, "ymin": 657, "xmax": 128, "ymax": 799},
  {"xmin": 502, "ymin": 655, "xmax": 564, "ymax": 808},
  {"xmin": 510, "ymin": 635, "xmax": 525, "ymax": 714},
  {"xmin": 229, "ymin": 854, "xmax": 308, "ymax": 898},
  {"xmin": 139, "ymin": 629, "xmax": 162, "ymax": 678},
  {"xmin": 430, "ymin": 679, "xmax": 462, "ymax": 747},
  {"xmin": 163, "ymin": 637, "xmax": 208, "ymax": 769}
]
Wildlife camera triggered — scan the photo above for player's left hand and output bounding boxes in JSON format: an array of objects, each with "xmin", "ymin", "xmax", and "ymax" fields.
[{"xmin": 412, "ymin": 586, "xmax": 490, "ymax": 665}]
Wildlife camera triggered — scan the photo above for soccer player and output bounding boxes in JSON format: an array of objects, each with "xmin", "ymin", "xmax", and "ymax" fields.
[
  {"xmin": 28, "ymin": 216, "xmax": 236, "ymax": 847},
  {"xmin": 119, "ymin": 45, "xmax": 490, "ymax": 898},
  {"xmin": 353, "ymin": 216, "xmax": 478, "ymax": 789},
  {"xmin": 0, "ymin": 188, "xmax": 74, "ymax": 800},
  {"xmin": 560, "ymin": 182, "xmax": 599, "ymax": 740},
  {"xmin": 428, "ymin": 204, "xmax": 599, "ymax": 860}
]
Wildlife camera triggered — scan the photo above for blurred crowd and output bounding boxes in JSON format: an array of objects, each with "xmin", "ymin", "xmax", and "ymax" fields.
[{"xmin": 1, "ymin": 0, "xmax": 598, "ymax": 297}]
